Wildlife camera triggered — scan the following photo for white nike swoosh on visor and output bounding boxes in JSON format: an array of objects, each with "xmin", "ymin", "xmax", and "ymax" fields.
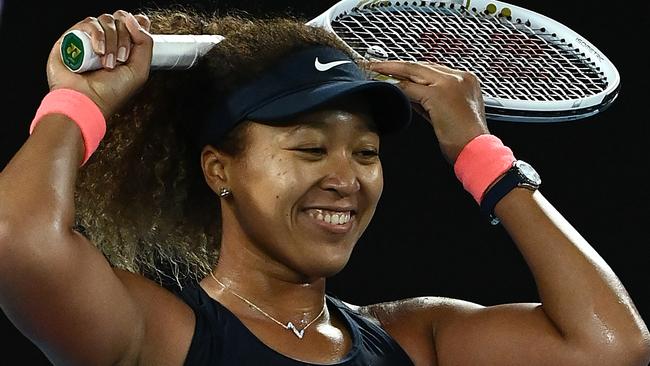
[{"xmin": 314, "ymin": 57, "xmax": 353, "ymax": 71}]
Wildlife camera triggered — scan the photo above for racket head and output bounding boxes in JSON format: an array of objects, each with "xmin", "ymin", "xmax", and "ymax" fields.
[{"xmin": 308, "ymin": 0, "xmax": 620, "ymax": 123}]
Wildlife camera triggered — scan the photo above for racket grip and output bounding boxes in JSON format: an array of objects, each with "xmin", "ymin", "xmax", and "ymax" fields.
[{"xmin": 60, "ymin": 30, "xmax": 225, "ymax": 73}]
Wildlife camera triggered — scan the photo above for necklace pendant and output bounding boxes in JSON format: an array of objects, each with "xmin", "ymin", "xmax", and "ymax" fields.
[{"xmin": 286, "ymin": 322, "xmax": 305, "ymax": 339}]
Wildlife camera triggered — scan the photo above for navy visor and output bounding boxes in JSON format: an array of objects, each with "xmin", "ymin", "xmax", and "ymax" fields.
[{"xmin": 200, "ymin": 46, "xmax": 412, "ymax": 146}]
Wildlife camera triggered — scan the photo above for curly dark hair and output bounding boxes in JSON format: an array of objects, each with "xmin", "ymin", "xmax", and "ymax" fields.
[{"xmin": 73, "ymin": 6, "xmax": 355, "ymax": 288}]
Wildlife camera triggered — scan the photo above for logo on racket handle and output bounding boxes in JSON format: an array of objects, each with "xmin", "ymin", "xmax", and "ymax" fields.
[
  {"xmin": 61, "ymin": 31, "xmax": 87, "ymax": 72},
  {"xmin": 60, "ymin": 30, "xmax": 103, "ymax": 73}
]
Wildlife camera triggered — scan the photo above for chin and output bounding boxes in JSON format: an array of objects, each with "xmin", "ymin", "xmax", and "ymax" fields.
[{"xmin": 293, "ymin": 252, "xmax": 352, "ymax": 279}]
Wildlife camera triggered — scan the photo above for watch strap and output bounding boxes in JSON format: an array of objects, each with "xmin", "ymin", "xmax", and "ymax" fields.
[{"xmin": 480, "ymin": 164, "xmax": 522, "ymax": 225}]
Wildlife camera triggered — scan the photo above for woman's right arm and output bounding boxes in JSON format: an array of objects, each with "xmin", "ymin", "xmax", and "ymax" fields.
[{"xmin": 0, "ymin": 11, "xmax": 158, "ymax": 365}]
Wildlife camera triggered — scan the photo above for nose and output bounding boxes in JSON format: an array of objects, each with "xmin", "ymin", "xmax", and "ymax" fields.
[{"xmin": 319, "ymin": 152, "xmax": 361, "ymax": 196}]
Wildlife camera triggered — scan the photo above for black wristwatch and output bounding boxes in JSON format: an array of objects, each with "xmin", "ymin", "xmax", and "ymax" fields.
[{"xmin": 480, "ymin": 160, "xmax": 541, "ymax": 225}]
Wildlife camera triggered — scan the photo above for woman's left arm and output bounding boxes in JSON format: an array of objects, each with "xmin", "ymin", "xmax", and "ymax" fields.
[
  {"xmin": 494, "ymin": 186, "xmax": 649, "ymax": 363},
  {"xmin": 368, "ymin": 61, "xmax": 650, "ymax": 365}
]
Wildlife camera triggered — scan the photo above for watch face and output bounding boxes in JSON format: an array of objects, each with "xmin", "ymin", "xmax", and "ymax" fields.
[{"xmin": 515, "ymin": 160, "xmax": 541, "ymax": 185}]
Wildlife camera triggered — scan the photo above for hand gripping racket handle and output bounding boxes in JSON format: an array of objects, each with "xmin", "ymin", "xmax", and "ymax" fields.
[{"xmin": 60, "ymin": 30, "xmax": 225, "ymax": 73}]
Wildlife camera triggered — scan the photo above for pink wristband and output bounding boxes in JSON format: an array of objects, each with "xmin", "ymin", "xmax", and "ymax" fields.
[
  {"xmin": 30, "ymin": 88, "xmax": 106, "ymax": 167},
  {"xmin": 453, "ymin": 134, "xmax": 516, "ymax": 204}
]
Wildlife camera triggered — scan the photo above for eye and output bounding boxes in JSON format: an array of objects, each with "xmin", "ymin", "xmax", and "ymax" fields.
[
  {"xmin": 356, "ymin": 149, "xmax": 379, "ymax": 159},
  {"xmin": 295, "ymin": 147, "xmax": 326, "ymax": 155},
  {"xmin": 358, "ymin": 149, "xmax": 379, "ymax": 157}
]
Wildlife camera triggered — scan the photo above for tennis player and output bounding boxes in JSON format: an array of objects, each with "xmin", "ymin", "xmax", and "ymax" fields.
[{"xmin": 1, "ymin": 9, "xmax": 648, "ymax": 366}]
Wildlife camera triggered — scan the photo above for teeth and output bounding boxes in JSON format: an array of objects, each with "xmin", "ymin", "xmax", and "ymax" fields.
[{"xmin": 306, "ymin": 209, "xmax": 352, "ymax": 225}]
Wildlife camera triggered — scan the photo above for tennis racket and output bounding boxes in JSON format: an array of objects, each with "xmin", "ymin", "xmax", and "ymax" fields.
[
  {"xmin": 60, "ymin": 29, "xmax": 224, "ymax": 73},
  {"xmin": 61, "ymin": 0, "xmax": 620, "ymax": 123}
]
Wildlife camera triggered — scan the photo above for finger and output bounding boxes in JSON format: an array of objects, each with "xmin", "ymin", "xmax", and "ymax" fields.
[
  {"xmin": 427, "ymin": 63, "xmax": 480, "ymax": 84},
  {"xmin": 425, "ymin": 62, "xmax": 464, "ymax": 74},
  {"xmin": 70, "ymin": 17, "xmax": 106, "ymax": 57},
  {"xmin": 370, "ymin": 61, "xmax": 429, "ymax": 84},
  {"xmin": 122, "ymin": 12, "xmax": 153, "ymax": 74},
  {"xmin": 133, "ymin": 13, "xmax": 151, "ymax": 32},
  {"xmin": 112, "ymin": 10, "xmax": 132, "ymax": 63},
  {"xmin": 370, "ymin": 61, "xmax": 454, "ymax": 85},
  {"xmin": 97, "ymin": 13, "xmax": 117, "ymax": 69}
]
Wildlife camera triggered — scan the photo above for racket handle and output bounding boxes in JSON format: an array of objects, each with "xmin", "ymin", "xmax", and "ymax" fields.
[{"xmin": 60, "ymin": 30, "xmax": 224, "ymax": 73}]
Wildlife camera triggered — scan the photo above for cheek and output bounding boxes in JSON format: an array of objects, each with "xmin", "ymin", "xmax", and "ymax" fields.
[
  {"xmin": 236, "ymin": 153, "xmax": 305, "ymax": 216},
  {"xmin": 361, "ymin": 163, "xmax": 384, "ymax": 203}
]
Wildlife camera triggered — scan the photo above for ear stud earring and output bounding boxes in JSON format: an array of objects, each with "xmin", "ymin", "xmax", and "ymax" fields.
[{"xmin": 218, "ymin": 187, "xmax": 232, "ymax": 198}]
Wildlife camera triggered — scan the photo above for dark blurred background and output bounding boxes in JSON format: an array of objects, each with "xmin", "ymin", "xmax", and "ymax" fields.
[{"xmin": 1, "ymin": 0, "xmax": 648, "ymax": 364}]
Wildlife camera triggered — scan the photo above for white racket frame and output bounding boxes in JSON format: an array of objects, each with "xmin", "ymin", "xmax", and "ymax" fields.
[{"xmin": 307, "ymin": 0, "xmax": 620, "ymax": 122}]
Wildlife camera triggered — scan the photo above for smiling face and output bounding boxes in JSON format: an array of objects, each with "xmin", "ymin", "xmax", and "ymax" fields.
[{"xmin": 202, "ymin": 96, "xmax": 384, "ymax": 279}]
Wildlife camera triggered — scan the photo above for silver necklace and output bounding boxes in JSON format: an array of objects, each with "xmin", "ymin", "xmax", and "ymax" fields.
[{"xmin": 210, "ymin": 272, "xmax": 326, "ymax": 339}]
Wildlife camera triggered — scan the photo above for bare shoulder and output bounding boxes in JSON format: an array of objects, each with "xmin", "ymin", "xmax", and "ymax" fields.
[
  {"xmin": 359, "ymin": 296, "xmax": 485, "ymax": 336},
  {"xmin": 113, "ymin": 269, "xmax": 196, "ymax": 365},
  {"xmin": 360, "ymin": 296, "xmax": 483, "ymax": 319},
  {"xmin": 357, "ymin": 297, "xmax": 573, "ymax": 366},
  {"xmin": 353, "ymin": 296, "xmax": 484, "ymax": 366}
]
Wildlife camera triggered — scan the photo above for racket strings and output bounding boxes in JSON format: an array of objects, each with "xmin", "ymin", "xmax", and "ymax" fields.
[{"xmin": 331, "ymin": 3, "xmax": 607, "ymax": 102}]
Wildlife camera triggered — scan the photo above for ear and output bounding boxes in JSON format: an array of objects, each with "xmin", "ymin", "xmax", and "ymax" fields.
[{"xmin": 201, "ymin": 145, "xmax": 232, "ymax": 192}]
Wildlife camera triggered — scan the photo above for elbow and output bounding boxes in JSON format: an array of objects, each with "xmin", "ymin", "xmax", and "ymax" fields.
[
  {"xmin": 577, "ymin": 320, "xmax": 650, "ymax": 366},
  {"xmin": 628, "ymin": 334, "xmax": 650, "ymax": 366},
  {"xmin": 594, "ymin": 331, "xmax": 650, "ymax": 366},
  {"xmin": 618, "ymin": 341, "xmax": 650, "ymax": 366},
  {"xmin": 622, "ymin": 316, "xmax": 650, "ymax": 366}
]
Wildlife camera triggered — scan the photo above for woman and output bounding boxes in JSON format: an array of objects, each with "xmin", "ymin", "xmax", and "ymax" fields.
[{"xmin": 0, "ymin": 8, "xmax": 648, "ymax": 366}]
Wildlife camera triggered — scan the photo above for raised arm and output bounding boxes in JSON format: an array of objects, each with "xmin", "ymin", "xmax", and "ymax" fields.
[
  {"xmin": 0, "ymin": 11, "xmax": 156, "ymax": 365},
  {"xmin": 366, "ymin": 61, "xmax": 650, "ymax": 366}
]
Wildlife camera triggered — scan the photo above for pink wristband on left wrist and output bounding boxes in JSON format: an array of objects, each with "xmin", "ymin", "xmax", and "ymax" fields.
[{"xmin": 30, "ymin": 88, "xmax": 106, "ymax": 167}]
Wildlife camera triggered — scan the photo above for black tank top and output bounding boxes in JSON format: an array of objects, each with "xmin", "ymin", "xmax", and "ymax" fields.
[{"xmin": 173, "ymin": 281, "xmax": 415, "ymax": 365}]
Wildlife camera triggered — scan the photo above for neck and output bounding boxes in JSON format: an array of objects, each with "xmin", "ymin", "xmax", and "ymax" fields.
[{"xmin": 207, "ymin": 236, "xmax": 327, "ymax": 322}]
